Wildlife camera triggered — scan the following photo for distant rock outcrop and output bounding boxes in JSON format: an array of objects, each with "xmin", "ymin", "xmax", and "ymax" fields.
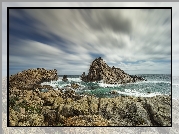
[
  {"xmin": 62, "ymin": 75, "xmax": 68, "ymax": 82},
  {"xmin": 81, "ymin": 57, "xmax": 146, "ymax": 84}
]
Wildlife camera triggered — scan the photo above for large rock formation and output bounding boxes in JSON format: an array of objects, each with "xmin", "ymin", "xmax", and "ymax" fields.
[
  {"xmin": 81, "ymin": 57, "xmax": 146, "ymax": 84},
  {"xmin": 9, "ymin": 68, "xmax": 83, "ymax": 126},
  {"xmin": 9, "ymin": 68, "xmax": 58, "ymax": 90}
]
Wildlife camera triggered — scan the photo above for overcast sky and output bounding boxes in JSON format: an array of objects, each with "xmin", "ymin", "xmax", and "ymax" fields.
[{"xmin": 2, "ymin": 2, "xmax": 176, "ymax": 76}]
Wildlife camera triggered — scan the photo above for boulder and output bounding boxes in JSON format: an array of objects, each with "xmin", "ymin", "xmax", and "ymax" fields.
[
  {"xmin": 62, "ymin": 75, "xmax": 68, "ymax": 82},
  {"xmin": 71, "ymin": 83, "xmax": 80, "ymax": 89}
]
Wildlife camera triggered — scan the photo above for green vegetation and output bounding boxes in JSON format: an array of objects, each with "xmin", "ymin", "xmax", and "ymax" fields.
[{"xmin": 10, "ymin": 97, "xmax": 42, "ymax": 114}]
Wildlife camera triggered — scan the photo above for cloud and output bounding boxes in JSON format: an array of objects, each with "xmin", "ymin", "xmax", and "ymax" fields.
[
  {"xmin": 80, "ymin": 9, "xmax": 132, "ymax": 34},
  {"xmin": 120, "ymin": 61, "xmax": 171, "ymax": 74},
  {"xmin": 2, "ymin": 2, "xmax": 173, "ymax": 76},
  {"xmin": 9, "ymin": 39, "xmax": 92, "ymax": 75}
]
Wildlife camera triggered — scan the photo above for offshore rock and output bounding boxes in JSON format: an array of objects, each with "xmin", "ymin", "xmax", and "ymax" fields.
[
  {"xmin": 62, "ymin": 75, "xmax": 68, "ymax": 82},
  {"xmin": 81, "ymin": 57, "xmax": 146, "ymax": 84}
]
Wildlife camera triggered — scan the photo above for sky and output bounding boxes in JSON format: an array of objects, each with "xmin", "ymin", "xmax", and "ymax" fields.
[{"xmin": 2, "ymin": 2, "xmax": 177, "ymax": 76}]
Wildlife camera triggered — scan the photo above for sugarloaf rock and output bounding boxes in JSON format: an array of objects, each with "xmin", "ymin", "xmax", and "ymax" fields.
[{"xmin": 81, "ymin": 57, "xmax": 146, "ymax": 84}]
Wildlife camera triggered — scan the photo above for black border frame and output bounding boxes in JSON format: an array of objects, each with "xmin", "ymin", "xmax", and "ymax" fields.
[{"xmin": 7, "ymin": 7, "xmax": 172, "ymax": 127}]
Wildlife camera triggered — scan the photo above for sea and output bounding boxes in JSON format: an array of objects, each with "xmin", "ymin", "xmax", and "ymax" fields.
[{"xmin": 40, "ymin": 74, "xmax": 172, "ymax": 98}]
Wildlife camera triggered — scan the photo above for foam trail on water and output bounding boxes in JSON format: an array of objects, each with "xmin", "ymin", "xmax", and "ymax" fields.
[
  {"xmin": 134, "ymin": 80, "xmax": 171, "ymax": 84},
  {"xmin": 98, "ymin": 83, "xmax": 122, "ymax": 88},
  {"xmin": 41, "ymin": 77, "xmax": 86, "ymax": 90},
  {"xmin": 117, "ymin": 89, "xmax": 163, "ymax": 97}
]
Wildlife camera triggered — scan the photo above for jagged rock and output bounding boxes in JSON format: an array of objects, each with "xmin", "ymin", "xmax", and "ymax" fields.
[
  {"xmin": 64, "ymin": 115, "xmax": 109, "ymax": 126},
  {"xmin": 56, "ymin": 95, "xmax": 171, "ymax": 126},
  {"xmin": 9, "ymin": 68, "xmax": 58, "ymax": 91},
  {"xmin": 109, "ymin": 90, "xmax": 118, "ymax": 94},
  {"xmin": 62, "ymin": 75, "xmax": 68, "ymax": 82},
  {"xmin": 81, "ymin": 72, "xmax": 85, "ymax": 78},
  {"xmin": 81, "ymin": 57, "xmax": 146, "ymax": 84},
  {"xmin": 142, "ymin": 96, "xmax": 171, "ymax": 126},
  {"xmin": 71, "ymin": 83, "xmax": 80, "ymax": 89},
  {"xmin": 52, "ymin": 97, "xmax": 64, "ymax": 109},
  {"xmin": 42, "ymin": 107, "xmax": 57, "ymax": 126}
]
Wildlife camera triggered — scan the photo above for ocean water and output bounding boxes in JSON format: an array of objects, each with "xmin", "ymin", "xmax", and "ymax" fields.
[{"xmin": 41, "ymin": 74, "xmax": 171, "ymax": 98}]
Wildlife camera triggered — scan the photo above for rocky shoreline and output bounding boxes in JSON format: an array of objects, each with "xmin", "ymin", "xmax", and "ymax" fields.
[{"xmin": 9, "ymin": 68, "xmax": 171, "ymax": 126}]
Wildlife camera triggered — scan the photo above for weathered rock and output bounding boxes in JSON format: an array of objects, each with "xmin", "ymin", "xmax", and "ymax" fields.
[
  {"xmin": 52, "ymin": 97, "xmax": 64, "ymax": 109},
  {"xmin": 81, "ymin": 57, "xmax": 146, "ymax": 84},
  {"xmin": 71, "ymin": 83, "xmax": 80, "ymax": 89},
  {"xmin": 9, "ymin": 68, "xmax": 58, "ymax": 91},
  {"xmin": 42, "ymin": 107, "xmax": 57, "ymax": 126},
  {"xmin": 109, "ymin": 90, "xmax": 118, "ymax": 94},
  {"xmin": 142, "ymin": 95, "xmax": 171, "ymax": 126},
  {"xmin": 62, "ymin": 75, "xmax": 68, "ymax": 82},
  {"xmin": 64, "ymin": 115, "xmax": 109, "ymax": 126}
]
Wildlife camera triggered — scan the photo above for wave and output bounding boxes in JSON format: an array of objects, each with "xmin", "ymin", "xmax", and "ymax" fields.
[
  {"xmin": 58, "ymin": 77, "xmax": 81, "ymax": 82},
  {"xmin": 134, "ymin": 80, "xmax": 171, "ymax": 84},
  {"xmin": 40, "ymin": 77, "xmax": 171, "ymax": 97},
  {"xmin": 117, "ymin": 89, "xmax": 163, "ymax": 97},
  {"xmin": 41, "ymin": 78, "xmax": 171, "ymax": 89},
  {"xmin": 98, "ymin": 83, "xmax": 122, "ymax": 88}
]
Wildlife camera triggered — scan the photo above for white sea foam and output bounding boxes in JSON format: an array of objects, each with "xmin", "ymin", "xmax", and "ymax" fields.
[
  {"xmin": 41, "ymin": 78, "xmax": 86, "ymax": 90},
  {"xmin": 117, "ymin": 89, "xmax": 163, "ymax": 97},
  {"xmin": 98, "ymin": 83, "xmax": 122, "ymax": 88},
  {"xmin": 40, "ymin": 76, "xmax": 171, "ymax": 97},
  {"xmin": 134, "ymin": 80, "xmax": 171, "ymax": 84},
  {"xmin": 66, "ymin": 78, "xmax": 82, "ymax": 82},
  {"xmin": 58, "ymin": 77, "xmax": 63, "ymax": 79}
]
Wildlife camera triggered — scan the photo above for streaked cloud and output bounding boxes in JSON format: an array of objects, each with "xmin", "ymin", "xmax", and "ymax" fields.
[{"xmin": 1, "ymin": 2, "xmax": 174, "ymax": 76}]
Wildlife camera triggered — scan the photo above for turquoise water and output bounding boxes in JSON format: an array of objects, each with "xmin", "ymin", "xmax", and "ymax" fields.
[{"xmin": 41, "ymin": 74, "xmax": 171, "ymax": 98}]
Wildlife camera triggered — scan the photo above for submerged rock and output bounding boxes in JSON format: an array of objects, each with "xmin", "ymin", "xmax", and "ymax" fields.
[
  {"xmin": 109, "ymin": 90, "xmax": 118, "ymax": 94},
  {"xmin": 71, "ymin": 83, "xmax": 80, "ymax": 89},
  {"xmin": 81, "ymin": 57, "xmax": 146, "ymax": 84}
]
